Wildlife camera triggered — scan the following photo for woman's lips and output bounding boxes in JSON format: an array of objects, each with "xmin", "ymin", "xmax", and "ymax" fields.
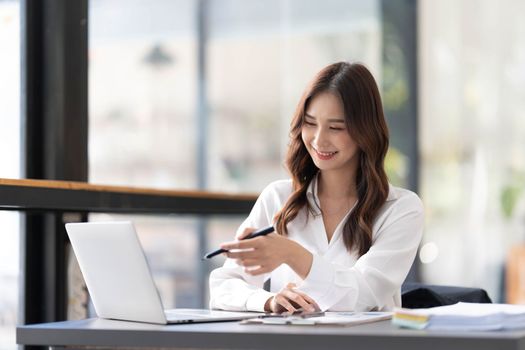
[{"xmin": 313, "ymin": 148, "xmax": 337, "ymax": 160}]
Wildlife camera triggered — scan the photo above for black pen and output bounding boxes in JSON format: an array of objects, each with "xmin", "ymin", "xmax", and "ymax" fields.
[{"xmin": 202, "ymin": 226, "xmax": 275, "ymax": 260}]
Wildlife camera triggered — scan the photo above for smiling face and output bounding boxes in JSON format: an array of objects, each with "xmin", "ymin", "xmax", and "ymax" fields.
[{"xmin": 301, "ymin": 92, "xmax": 360, "ymax": 174}]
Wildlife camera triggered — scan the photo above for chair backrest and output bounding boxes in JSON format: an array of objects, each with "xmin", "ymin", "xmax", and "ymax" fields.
[{"xmin": 401, "ymin": 282, "xmax": 492, "ymax": 309}]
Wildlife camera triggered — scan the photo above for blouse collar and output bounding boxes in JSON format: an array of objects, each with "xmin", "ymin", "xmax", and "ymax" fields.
[{"xmin": 305, "ymin": 172, "xmax": 397, "ymax": 215}]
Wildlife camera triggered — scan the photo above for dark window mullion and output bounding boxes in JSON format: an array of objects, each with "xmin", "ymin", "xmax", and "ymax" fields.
[
  {"xmin": 20, "ymin": 0, "xmax": 88, "ymax": 329},
  {"xmin": 381, "ymin": 0, "xmax": 420, "ymax": 281}
]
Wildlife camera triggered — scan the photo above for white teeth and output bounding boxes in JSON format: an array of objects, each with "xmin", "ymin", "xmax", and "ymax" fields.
[{"xmin": 314, "ymin": 148, "xmax": 336, "ymax": 156}]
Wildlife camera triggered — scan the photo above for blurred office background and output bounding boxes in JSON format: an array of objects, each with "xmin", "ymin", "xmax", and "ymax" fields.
[{"xmin": 2, "ymin": 0, "xmax": 525, "ymax": 348}]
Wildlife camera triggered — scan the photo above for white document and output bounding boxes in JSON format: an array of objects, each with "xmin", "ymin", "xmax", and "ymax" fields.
[
  {"xmin": 394, "ymin": 302, "xmax": 525, "ymax": 331},
  {"xmin": 241, "ymin": 311, "xmax": 392, "ymax": 326}
]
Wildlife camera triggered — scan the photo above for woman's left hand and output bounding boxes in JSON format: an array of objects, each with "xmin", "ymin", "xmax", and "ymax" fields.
[{"xmin": 220, "ymin": 228, "xmax": 292, "ymax": 275}]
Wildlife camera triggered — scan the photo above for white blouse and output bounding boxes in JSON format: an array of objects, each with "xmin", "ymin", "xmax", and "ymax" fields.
[{"xmin": 209, "ymin": 175, "xmax": 424, "ymax": 312}]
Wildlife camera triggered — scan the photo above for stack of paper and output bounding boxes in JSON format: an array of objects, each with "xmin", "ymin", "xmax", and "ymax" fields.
[{"xmin": 393, "ymin": 302, "xmax": 525, "ymax": 331}]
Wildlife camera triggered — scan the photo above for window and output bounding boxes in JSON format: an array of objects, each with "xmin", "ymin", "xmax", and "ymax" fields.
[
  {"xmin": 89, "ymin": 0, "xmax": 382, "ymax": 193},
  {"xmin": 89, "ymin": 0, "xmax": 197, "ymax": 190},
  {"xmin": 207, "ymin": 0, "xmax": 382, "ymax": 192},
  {"xmin": 0, "ymin": 0, "xmax": 20, "ymax": 348},
  {"xmin": 88, "ymin": 0, "xmax": 409, "ymax": 308},
  {"xmin": 419, "ymin": 0, "xmax": 525, "ymax": 302}
]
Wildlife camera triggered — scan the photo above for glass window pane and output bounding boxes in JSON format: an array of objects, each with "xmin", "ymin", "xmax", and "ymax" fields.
[
  {"xmin": 89, "ymin": 0, "xmax": 197, "ymax": 190},
  {"xmin": 0, "ymin": 0, "xmax": 20, "ymax": 180},
  {"xmin": 0, "ymin": 212, "xmax": 19, "ymax": 349},
  {"xmin": 89, "ymin": 0, "xmax": 382, "ymax": 192},
  {"xmin": 0, "ymin": 1, "xmax": 20, "ymax": 349},
  {"xmin": 419, "ymin": 0, "xmax": 525, "ymax": 302},
  {"xmin": 207, "ymin": 0, "xmax": 381, "ymax": 192}
]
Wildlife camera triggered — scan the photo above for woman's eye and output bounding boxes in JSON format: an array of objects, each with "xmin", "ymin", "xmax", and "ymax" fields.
[
  {"xmin": 304, "ymin": 121, "xmax": 316, "ymax": 127},
  {"xmin": 330, "ymin": 127, "xmax": 344, "ymax": 131}
]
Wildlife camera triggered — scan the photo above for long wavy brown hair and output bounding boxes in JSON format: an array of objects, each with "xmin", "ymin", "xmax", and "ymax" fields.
[{"xmin": 274, "ymin": 62, "xmax": 390, "ymax": 257}]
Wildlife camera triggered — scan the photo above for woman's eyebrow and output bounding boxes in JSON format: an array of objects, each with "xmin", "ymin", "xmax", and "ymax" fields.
[{"xmin": 305, "ymin": 113, "xmax": 345, "ymax": 123}]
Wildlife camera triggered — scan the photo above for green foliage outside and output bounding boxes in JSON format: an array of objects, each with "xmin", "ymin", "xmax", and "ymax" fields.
[{"xmin": 501, "ymin": 169, "xmax": 525, "ymax": 219}]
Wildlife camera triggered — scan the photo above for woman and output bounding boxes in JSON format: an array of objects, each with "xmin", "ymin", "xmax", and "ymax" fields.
[{"xmin": 209, "ymin": 62, "xmax": 424, "ymax": 313}]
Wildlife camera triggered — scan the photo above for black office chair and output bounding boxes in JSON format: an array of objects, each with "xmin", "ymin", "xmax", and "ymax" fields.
[{"xmin": 401, "ymin": 282, "xmax": 492, "ymax": 309}]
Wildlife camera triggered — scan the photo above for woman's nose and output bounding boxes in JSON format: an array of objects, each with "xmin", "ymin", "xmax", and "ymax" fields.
[{"xmin": 313, "ymin": 128, "xmax": 328, "ymax": 145}]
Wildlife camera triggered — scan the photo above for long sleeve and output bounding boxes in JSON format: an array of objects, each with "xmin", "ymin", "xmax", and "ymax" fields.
[
  {"xmin": 209, "ymin": 178, "xmax": 424, "ymax": 313},
  {"xmin": 209, "ymin": 181, "xmax": 290, "ymax": 311},
  {"xmin": 297, "ymin": 192, "xmax": 424, "ymax": 311}
]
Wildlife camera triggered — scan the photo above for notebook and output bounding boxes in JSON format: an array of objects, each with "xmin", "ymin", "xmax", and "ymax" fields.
[{"xmin": 65, "ymin": 221, "xmax": 262, "ymax": 324}]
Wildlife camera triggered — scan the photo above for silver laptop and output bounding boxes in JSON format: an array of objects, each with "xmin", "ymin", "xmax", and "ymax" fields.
[{"xmin": 65, "ymin": 221, "xmax": 262, "ymax": 324}]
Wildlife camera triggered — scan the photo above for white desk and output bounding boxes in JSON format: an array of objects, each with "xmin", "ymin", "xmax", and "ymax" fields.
[{"xmin": 17, "ymin": 317, "xmax": 525, "ymax": 350}]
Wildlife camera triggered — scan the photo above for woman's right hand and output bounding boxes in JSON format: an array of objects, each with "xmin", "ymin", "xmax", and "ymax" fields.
[{"xmin": 264, "ymin": 283, "xmax": 319, "ymax": 313}]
